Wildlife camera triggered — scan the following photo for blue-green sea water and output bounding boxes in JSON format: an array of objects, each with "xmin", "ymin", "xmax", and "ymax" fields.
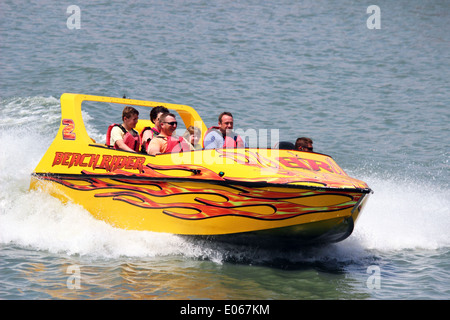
[{"xmin": 1, "ymin": 0, "xmax": 449, "ymax": 300}]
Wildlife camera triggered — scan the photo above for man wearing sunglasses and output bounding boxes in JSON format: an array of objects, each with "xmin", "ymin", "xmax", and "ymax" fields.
[
  {"xmin": 294, "ymin": 137, "xmax": 314, "ymax": 152},
  {"xmin": 203, "ymin": 112, "xmax": 246, "ymax": 149},
  {"xmin": 147, "ymin": 112, "xmax": 192, "ymax": 155}
]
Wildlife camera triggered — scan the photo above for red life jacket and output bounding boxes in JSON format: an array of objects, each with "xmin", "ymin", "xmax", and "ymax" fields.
[
  {"xmin": 203, "ymin": 126, "xmax": 245, "ymax": 148},
  {"xmin": 156, "ymin": 135, "xmax": 192, "ymax": 153},
  {"xmin": 106, "ymin": 124, "xmax": 141, "ymax": 152},
  {"xmin": 140, "ymin": 126, "xmax": 160, "ymax": 153}
]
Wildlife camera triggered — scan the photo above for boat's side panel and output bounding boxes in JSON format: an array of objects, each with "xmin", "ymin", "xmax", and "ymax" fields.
[{"xmin": 31, "ymin": 174, "xmax": 366, "ymax": 236}]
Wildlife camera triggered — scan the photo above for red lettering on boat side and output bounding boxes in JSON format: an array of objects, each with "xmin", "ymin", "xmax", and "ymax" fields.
[
  {"xmin": 89, "ymin": 154, "xmax": 100, "ymax": 169},
  {"xmin": 133, "ymin": 157, "xmax": 145, "ymax": 172},
  {"xmin": 52, "ymin": 152, "xmax": 64, "ymax": 166},
  {"xmin": 125, "ymin": 156, "xmax": 136, "ymax": 169},
  {"xmin": 304, "ymin": 159, "xmax": 335, "ymax": 173},
  {"xmin": 68, "ymin": 153, "xmax": 81, "ymax": 168},
  {"xmin": 277, "ymin": 157, "xmax": 311, "ymax": 170},
  {"xmin": 78, "ymin": 154, "xmax": 89, "ymax": 167},
  {"xmin": 110, "ymin": 156, "xmax": 127, "ymax": 171},
  {"xmin": 62, "ymin": 152, "xmax": 71, "ymax": 166},
  {"xmin": 98, "ymin": 155, "xmax": 112, "ymax": 171},
  {"xmin": 50, "ymin": 152, "xmax": 145, "ymax": 172},
  {"xmin": 277, "ymin": 156, "xmax": 337, "ymax": 173}
]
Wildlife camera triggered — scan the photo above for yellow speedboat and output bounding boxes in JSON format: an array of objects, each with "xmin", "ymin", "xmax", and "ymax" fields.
[{"xmin": 30, "ymin": 94, "xmax": 372, "ymax": 248}]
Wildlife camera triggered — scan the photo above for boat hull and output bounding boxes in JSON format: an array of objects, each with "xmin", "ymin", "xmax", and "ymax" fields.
[
  {"xmin": 188, "ymin": 216, "xmax": 355, "ymax": 248},
  {"xmin": 31, "ymin": 173, "xmax": 370, "ymax": 246}
]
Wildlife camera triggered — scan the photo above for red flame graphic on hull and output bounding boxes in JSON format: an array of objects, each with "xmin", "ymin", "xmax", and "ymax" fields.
[{"xmin": 39, "ymin": 167, "xmax": 362, "ymax": 221}]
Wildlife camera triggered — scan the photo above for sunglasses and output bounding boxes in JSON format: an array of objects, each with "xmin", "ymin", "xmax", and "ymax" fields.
[{"xmin": 164, "ymin": 121, "xmax": 178, "ymax": 126}]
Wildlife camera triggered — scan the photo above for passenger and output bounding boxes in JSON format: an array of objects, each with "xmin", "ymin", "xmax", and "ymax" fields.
[
  {"xmin": 295, "ymin": 137, "xmax": 314, "ymax": 152},
  {"xmin": 182, "ymin": 126, "xmax": 202, "ymax": 150},
  {"xmin": 203, "ymin": 112, "xmax": 246, "ymax": 149},
  {"xmin": 147, "ymin": 113, "xmax": 193, "ymax": 155},
  {"xmin": 106, "ymin": 106, "xmax": 141, "ymax": 152},
  {"xmin": 141, "ymin": 106, "xmax": 169, "ymax": 154}
]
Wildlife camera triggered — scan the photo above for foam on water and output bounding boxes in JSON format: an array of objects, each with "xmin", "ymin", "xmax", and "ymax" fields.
[
  {"xmin": 0, "ymin": 99, "xmax": 219, "ymax": 261},
  {"xmin": 1, "ymin": 97, "xmax": 449, "ymax": 264},
  {"xmin": 351, "ymin": 175, "xmax": 450, "ymax": 252}
]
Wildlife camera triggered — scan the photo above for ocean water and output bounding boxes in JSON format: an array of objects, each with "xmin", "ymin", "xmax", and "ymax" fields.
[{"xmin": 1, "ymin": 0, "xmax": 449, "ymax": 301}]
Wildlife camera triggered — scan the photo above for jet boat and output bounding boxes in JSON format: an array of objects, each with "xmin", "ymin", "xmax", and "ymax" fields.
[{"xmin": 30, "ymin": 93, "xmax": 372, "ymax": 248}]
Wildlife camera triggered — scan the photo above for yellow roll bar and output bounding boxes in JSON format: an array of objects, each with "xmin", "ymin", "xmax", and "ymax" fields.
[{"xmin": 59, "ymin": 93, "xmax": 208, "ymax": 146}]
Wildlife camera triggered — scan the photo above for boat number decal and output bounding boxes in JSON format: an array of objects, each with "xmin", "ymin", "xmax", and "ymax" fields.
[
  {"xmin": 62, "ymin": 119, "xmax": 76, "ymax": 140},
  {"xmin": 51, "ymin": 152, "xmax": 146, "ymax": 172}
]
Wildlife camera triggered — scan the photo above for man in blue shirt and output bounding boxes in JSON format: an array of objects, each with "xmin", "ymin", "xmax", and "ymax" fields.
[{"xmin": 203, "ymin": 112, "xmax": 246, "ymax": 149}]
